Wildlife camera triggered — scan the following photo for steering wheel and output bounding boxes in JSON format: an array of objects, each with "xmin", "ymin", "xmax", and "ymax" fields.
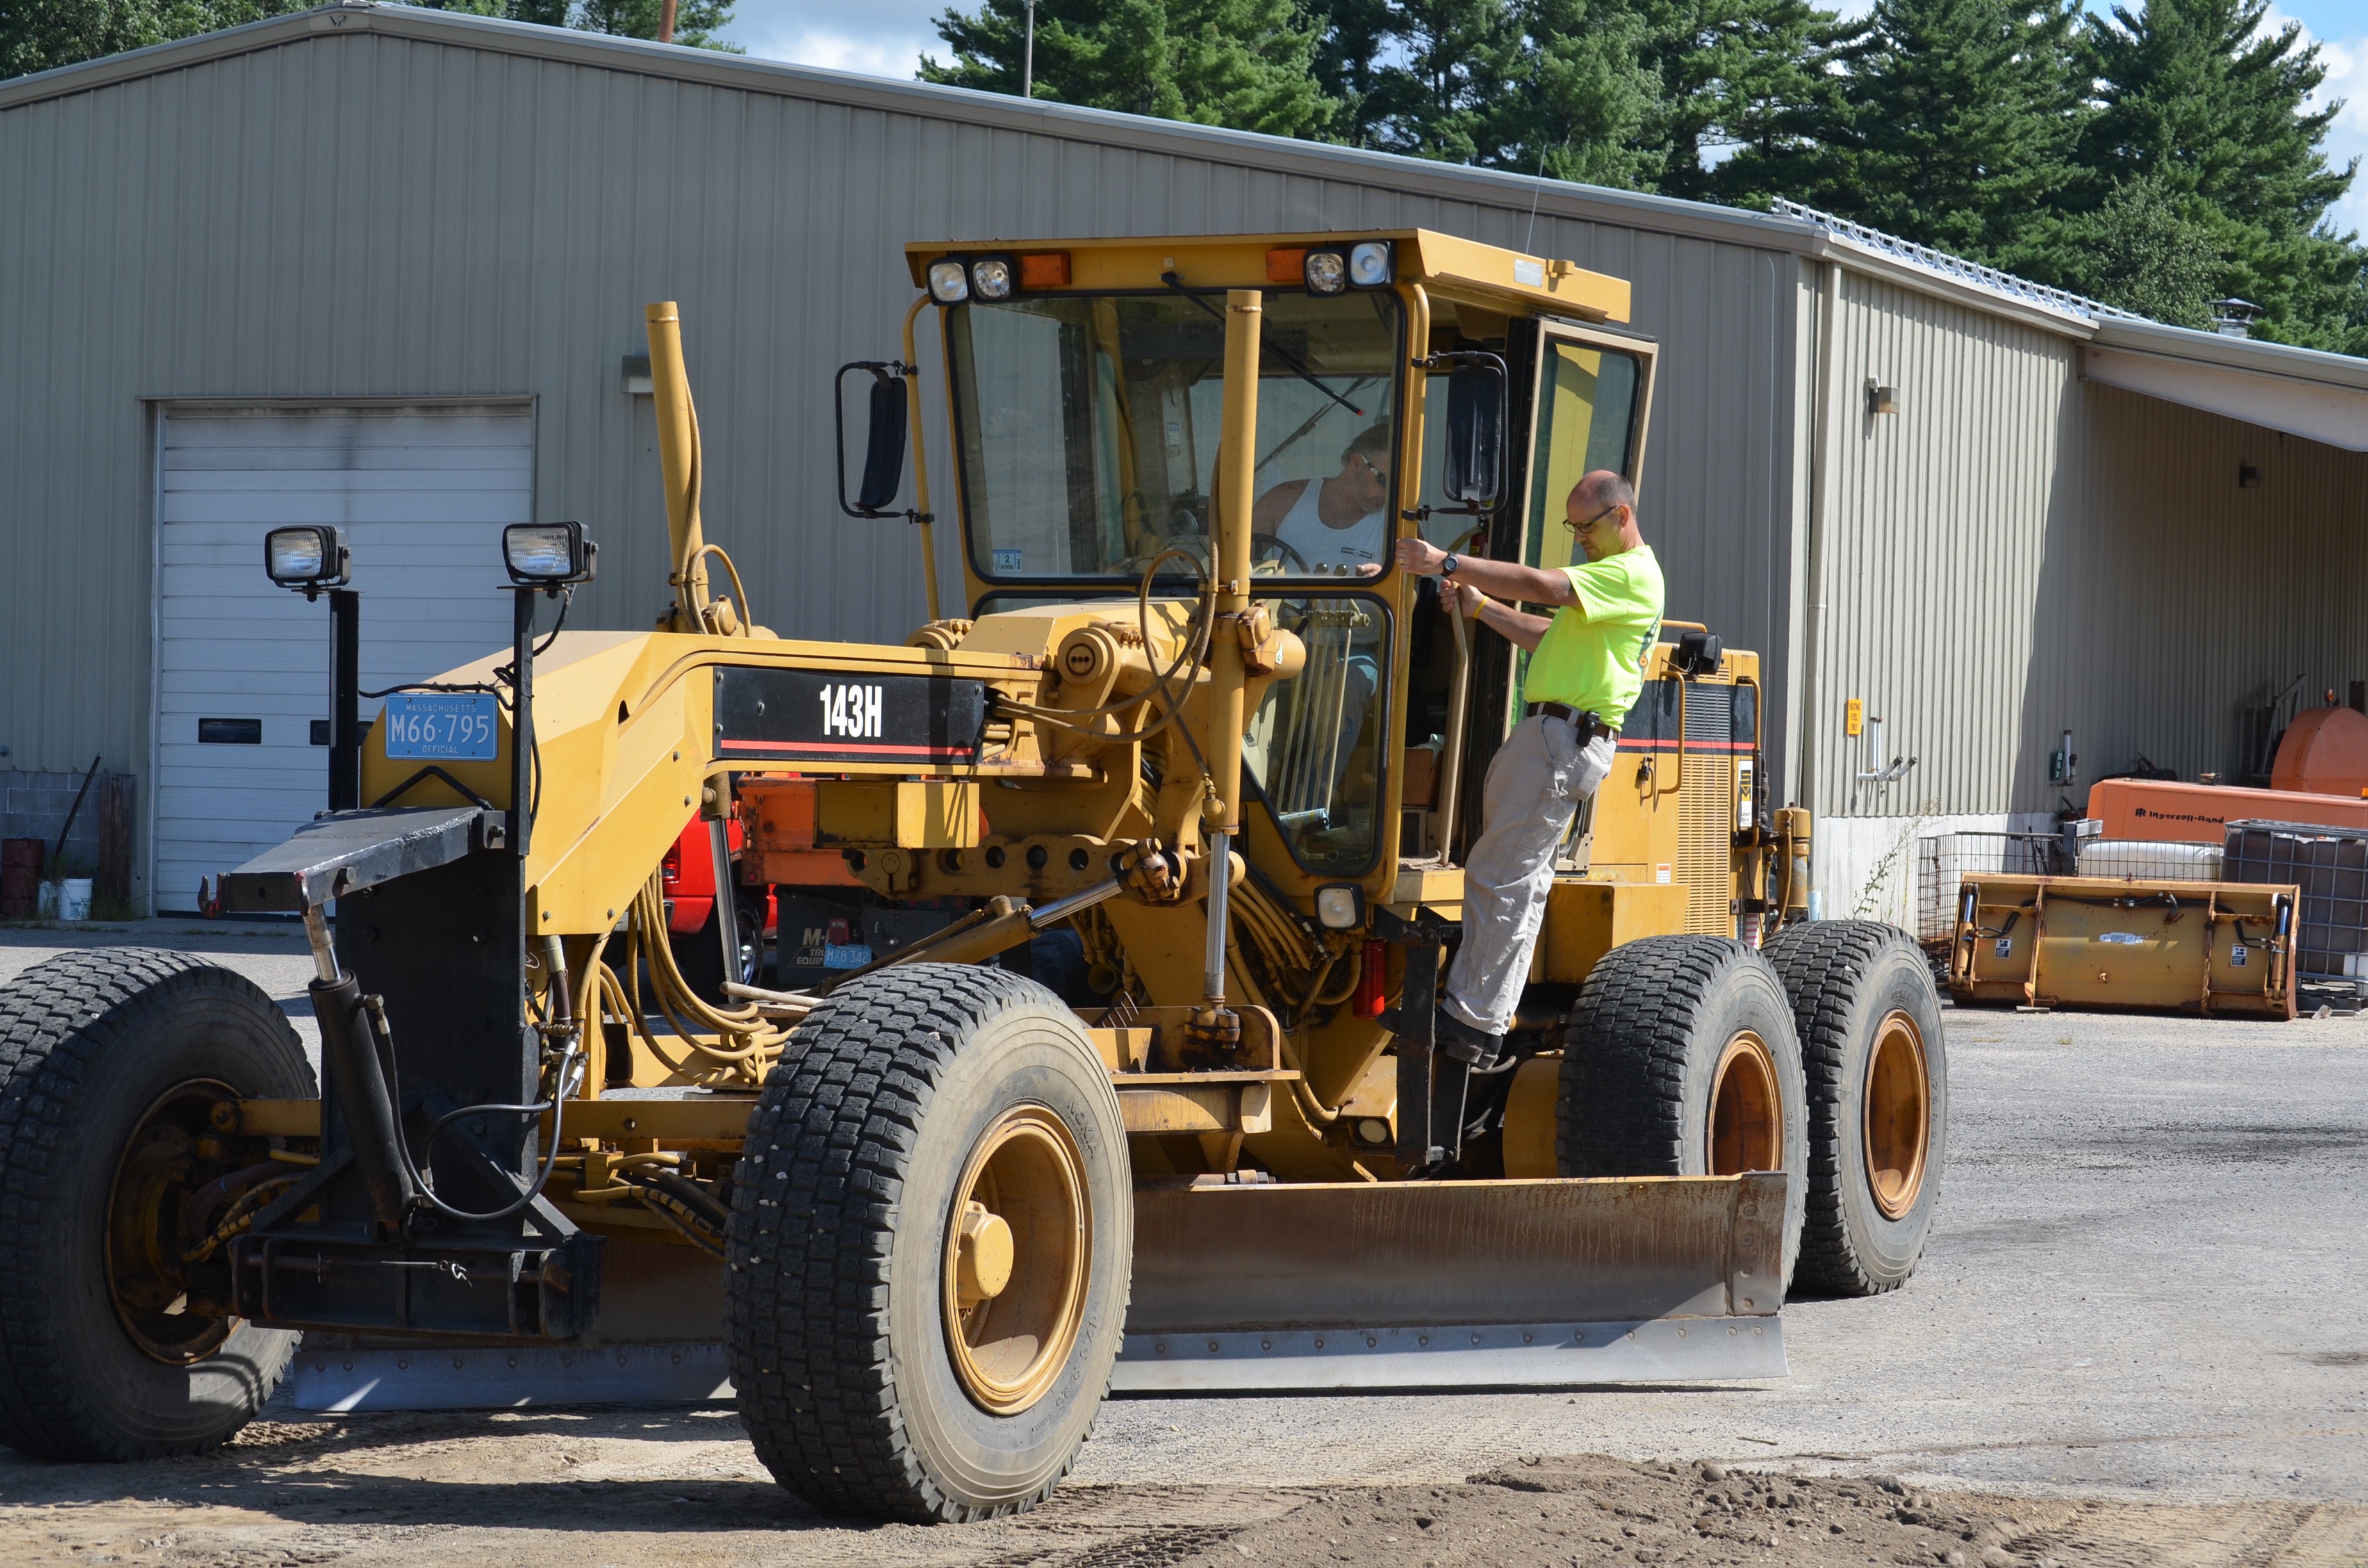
[{"xmin": 1250, "ymin": 532, "xmax": 1310, "ymax": 575}]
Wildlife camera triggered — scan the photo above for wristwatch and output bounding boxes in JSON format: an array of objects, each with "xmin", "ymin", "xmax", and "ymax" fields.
[{"xmin": 1440, "ymin": 553, "xmax": 1459, "ymax": 577}]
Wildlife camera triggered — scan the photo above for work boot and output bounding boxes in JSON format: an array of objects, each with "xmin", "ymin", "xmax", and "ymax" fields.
[{"xmin": 1433, "ymin": 1006, "xmax": 1504, "ymax": 1070}]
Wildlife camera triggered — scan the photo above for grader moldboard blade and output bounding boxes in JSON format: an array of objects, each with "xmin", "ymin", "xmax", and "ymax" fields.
[
  {"xmin": 290, "ymin": 1172, "xmax": 1789, "ymax": 1411},
  {"xmin": 1114, "ymin": 1172, "xmax": 1789, "ymax": 1391}
]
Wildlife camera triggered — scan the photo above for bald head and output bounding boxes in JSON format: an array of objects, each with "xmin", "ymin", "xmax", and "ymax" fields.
[
  {"xmin": 1563, "ymin": 470, "xmax": 1643, "ymax": 562},
  {"xmin": 1568, "ymin": 471, "xmax": 1636, "ymax": 516}
]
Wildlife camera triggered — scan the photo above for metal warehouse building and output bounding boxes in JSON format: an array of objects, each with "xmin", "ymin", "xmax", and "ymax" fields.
[{"xmin": 2, "ymin": 1, "xmax": 2364, "ymax": 918}]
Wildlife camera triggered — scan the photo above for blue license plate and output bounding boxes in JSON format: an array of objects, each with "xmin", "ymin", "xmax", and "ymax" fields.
[{"xmin": 381, "ymin": 692, "xmax": 498, "ymax": 761}]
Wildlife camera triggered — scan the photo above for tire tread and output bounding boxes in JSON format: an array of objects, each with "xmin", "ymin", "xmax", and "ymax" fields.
[{"xmin": 724, "ymin": 963, "xmax": 1101, "ymax": 1523}]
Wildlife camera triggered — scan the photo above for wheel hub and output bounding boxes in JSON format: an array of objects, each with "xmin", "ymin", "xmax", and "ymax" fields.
[
  {"xmin": 942, "ymin": 1105, "xmax": 1090, "ymax": 1416},
  {"xmin": 106, "ymin": 1079, "xmax": 239, "ymax": 1365},
  {"xmin": 1864, "ymin": 1010, "xmax": 1932, "ymax": 1218},
  {"xmin": 1707, "ymin": 1031, "xmax": 1782, "ymax": 1175}
]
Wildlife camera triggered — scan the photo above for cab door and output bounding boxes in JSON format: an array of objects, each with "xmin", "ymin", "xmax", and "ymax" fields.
[{"xmin": 1433, "ymin": 320, "xmax": 1657, "ymax": 858}]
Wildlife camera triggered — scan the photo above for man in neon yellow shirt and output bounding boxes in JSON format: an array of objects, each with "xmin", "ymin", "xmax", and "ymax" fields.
[{"xmin": 1393, "ymin": 469, "xmax": 1664, "ymax": 1064}]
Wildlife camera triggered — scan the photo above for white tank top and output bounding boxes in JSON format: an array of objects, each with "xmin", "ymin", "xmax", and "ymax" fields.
[{"xmin": 1270, "ymin": 478, "xmax": 1385, "ymax": 573}]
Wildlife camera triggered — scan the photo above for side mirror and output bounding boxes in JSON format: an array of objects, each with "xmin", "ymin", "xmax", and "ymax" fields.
[
  {"xmin": 836, "ymin": 361, "xmax": 910, "ymax": 519},
  {"xmin": 1436, "ymin": 352, "xmax": 1508, "ymax": 512}
]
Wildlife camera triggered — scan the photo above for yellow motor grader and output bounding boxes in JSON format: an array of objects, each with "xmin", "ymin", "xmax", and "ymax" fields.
[{"xmin": 0, "ymin": 231, "xmax": 1946, "ymax": 1523}]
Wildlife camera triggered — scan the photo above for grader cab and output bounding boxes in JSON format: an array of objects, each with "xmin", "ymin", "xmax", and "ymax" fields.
[{"xmin": 0, "ymin": 231, "xmax": 1947, "ymax": 1523}]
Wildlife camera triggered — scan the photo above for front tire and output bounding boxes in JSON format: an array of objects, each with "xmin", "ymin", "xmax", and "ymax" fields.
[
  {"xmin": 1761, "ymin": 920, "xmax": 1948, "ymax": 1295},
  {"xmin": 726, "ymin": 963, "xmax": 1129, "ymax": 1522},
  {"xmin": 1557, "ymin": 936, "xmax": 1810, "ymax": 1291},
  {"xmin": 0, "ymin": 949, "xmax": 315, "ymax": 1460}
]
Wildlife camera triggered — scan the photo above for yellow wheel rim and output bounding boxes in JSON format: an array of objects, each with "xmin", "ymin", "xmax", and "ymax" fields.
[
  {"xmin": 1708, "ymin": 1031, "xmax": 1782, "ymax": 1175},
  {"xmin": 1864, "ymin": 1010, "xmax": 1932, "ymax": 1219},
  {"xmin": 106, "ymin": 1079, "xmax": 237, "ymax": 1365},
  {"xmin": 941, "ymin": 1105, "xmax": 1090, "ymax": 1416}
]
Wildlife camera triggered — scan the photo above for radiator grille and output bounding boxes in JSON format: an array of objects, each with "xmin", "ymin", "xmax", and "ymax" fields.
[{"xmin": 1679, "ymin": 751, "xmax": 1732, "ymax": 935}]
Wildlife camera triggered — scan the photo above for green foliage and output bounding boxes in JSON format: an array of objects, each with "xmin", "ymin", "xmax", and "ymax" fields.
[
  {"xmin": 4, "ymin": 0, "xmax": 739, "ymax": 78},
  {"xmin": 407, "ymin": 0, "xmax": 738, "ymax": 49},
  {"xmin": 2049, "ymin": 174, "xmax": 2219, "ymax": 329},
  {"xmin": 3, "ymin": 0, "xmax": 307, "ymax": 79},
  {"xmin": 1740, "ymin": 0, "xmax": 2085, "ymax": 261},
  {"xmin": 2072, "ymin": 0, "xmax": 2361, "ymax": 352},
  {"xmin": 919, "ymin": 0, "xmax": 1335, "ymax": 139}
]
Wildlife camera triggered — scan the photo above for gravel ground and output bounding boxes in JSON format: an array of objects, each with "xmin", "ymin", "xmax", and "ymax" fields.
[{"xmin": 2, "ymin": 923, "xmax": 2364, "ymax": 1566}]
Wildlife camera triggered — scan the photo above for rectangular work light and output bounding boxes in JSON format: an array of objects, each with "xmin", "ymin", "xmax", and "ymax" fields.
[
  {"xmin": 264, "ymin": 525, "xmax": 349, "ymax": 591},
  {"xmin": 502, "ymin": 521, "xmax": 598, "ymax": 585}
]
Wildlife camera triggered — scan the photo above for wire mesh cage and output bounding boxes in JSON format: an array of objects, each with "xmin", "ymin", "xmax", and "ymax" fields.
[
  {"xmin": 1914, "ymin": 832, "xmax": 2064, "ymax": 945},
  {"xmin": 2221, "ymin": 820, "xmax": 2368, "ymax": 981}
]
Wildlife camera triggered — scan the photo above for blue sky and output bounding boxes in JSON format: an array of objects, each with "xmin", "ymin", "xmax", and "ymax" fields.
[{"xmin": 710, "ymin": 0, "xmax": 2368, "ymax": 238}]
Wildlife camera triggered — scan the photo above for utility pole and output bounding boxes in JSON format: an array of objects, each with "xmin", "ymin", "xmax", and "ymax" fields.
[
  {"xmin": 658, "ymin": 0, "xmax": 677, "ymax": 44},
  {"xmin": 1021, "ymin": 0, "xmax": 1035, "ymax": 97}
]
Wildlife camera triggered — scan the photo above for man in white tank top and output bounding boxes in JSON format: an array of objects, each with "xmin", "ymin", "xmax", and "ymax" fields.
[
  {"xmin": 1244, "ymin": 424, "xmax": 1392, "ymax": 788},
  {"xmin": 1250, "ymin": 423, "xmax": 1393, "ymax": 573}
]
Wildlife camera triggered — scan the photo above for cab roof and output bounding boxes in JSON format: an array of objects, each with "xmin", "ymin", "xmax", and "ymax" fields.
[{"xmin": 901, "ymin": 229, "xmax": 1630, "ymax": 324}]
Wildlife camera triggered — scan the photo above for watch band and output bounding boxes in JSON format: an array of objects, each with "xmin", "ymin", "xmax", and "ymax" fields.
[{"xmin": 1441, "ymin": 553, "xmax": 1459, "ymax": 577}]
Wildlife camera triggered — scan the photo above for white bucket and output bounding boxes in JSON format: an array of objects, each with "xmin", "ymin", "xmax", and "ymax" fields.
[{"xmin": 55, "ymin": 878, "xmax": 92, "ymax": 921}]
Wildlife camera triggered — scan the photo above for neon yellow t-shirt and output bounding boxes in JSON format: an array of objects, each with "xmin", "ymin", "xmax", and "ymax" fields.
[{"xmin": 1520, "ymin": 544, "xmax": 1664, "ymax": 724}]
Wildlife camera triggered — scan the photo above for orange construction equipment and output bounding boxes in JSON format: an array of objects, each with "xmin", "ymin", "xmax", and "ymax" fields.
[
  {"xmin": 2271, "ymin": 706, "xmax": 2368, "ymax": 797},
  {"xmin": 2087, "ymin": 777, "xmax": 2368, "ymax": 844}
]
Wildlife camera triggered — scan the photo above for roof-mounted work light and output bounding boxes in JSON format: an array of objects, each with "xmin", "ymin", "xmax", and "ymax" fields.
[
  {"xmin": 264, "ymin": 525, "xmax": 350, "ymax": 595},
  {"xmin": 1303, "ymin": 248, "xmax": 1347, "ymax": 295},
  {"xmin": 1347, "ymin": 240, "xmax": 1395, "ymax": 288},
  {"xmin": 926, "ymin": 259, "xmax": 970, "ymax": 304},
  {"xmin": 503, "ymin": 521, "xmax": 598, "ymax": 586},
  {"xmin": 970, "ymin": 254, "xmax": 1017, "ymax": 301}
]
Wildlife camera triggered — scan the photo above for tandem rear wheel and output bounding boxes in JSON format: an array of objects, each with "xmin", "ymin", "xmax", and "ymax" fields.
[
  {"xmin": 1761, "ymin": 920, "xmax": 1948, "ymax": 1294},
  {"xmin": 1556, "ymin": 936, "xmax": 1811, "ymax": 1291},
  {"xmin": 0, "ymin": 949, "xmax": 316, "ymax": 1461},
  {"xmin": 725, "ymin": 963, "xmax": 1130, "ymax": 1522}
]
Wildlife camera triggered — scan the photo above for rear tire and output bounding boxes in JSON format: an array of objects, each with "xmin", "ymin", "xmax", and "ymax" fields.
[
  {"xmin": 1557, "ymin": 936, "xmax": 1809, "ymax": 1290},
  {"xmin": 726, "ymin": 963, "xmax": 1129, "ymax": 1522},
  {"xmin": 0, "ymin": 949, "xmax": 315, "ymax": 1460},
  {"xmin": 1761, "ymin": 920, "xmax": 1948, "ymax": 1296}
]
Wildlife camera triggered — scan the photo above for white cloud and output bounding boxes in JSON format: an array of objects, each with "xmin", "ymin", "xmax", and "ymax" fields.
[{"xmin": 716, "ymin": 0, "xmax": 945, "ymax": 79}]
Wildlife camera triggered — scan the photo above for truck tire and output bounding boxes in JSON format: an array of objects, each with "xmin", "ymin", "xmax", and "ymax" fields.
[
  {"xmin": 0, "ymin": 949, "xmax": 315, "ymax": 1460},
  {"xmin": 727, "ymin": 963, "xmax": 1129, "ymax": 1522},
  {"xmin": 1760, "ymin": 920, "xmax": 1948, "ymax": 1296},
  {"xmin": 1557, "ymin": 935, "xmax": 1809, "ymax": 1290}
]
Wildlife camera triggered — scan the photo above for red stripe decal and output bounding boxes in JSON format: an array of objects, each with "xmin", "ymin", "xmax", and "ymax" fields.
[
  {"xmin": 719, "ymin": 739, "xmax": 974, "ymax": 759},
  {"xmin": 1616, "ymin": 738, "xmax": 1755, "ymax": 752}
]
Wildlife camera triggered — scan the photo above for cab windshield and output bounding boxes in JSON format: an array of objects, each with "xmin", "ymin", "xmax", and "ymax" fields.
[{"xmin": 946, "ymin": 290, "xmax": 1404, "ymax": 582}]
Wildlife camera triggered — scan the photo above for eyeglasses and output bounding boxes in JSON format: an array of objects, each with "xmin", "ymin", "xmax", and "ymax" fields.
[{"xmin": 1565, "ymin": 503, "xmax": 1621, "ymax": 533}]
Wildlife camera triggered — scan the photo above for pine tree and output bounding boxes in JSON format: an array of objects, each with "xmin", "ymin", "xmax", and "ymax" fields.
[
  {"xmin": 921, "ymin": 0, "xmax": 1336, "ymax": 140},
  {"xmin": 2075, "ymin": 0, "xmax": 2362, "ymax": 352},
  {"xmin": 1639, "ymin": 0, "xmax": 1851, "ymax": 203},
  {"xmin": 1763, "ymin": 0, "xmax": 2084, "ymax": 264},
  {"xmin": 2050, "ymin": 173, "xmax": 2219, "ymax": 327},
  {"xmin": 3, "ymin": 0, "xmax": 311, "ymax": 79}
]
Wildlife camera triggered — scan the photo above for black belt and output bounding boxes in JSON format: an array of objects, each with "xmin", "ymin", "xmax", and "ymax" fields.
[{"xmin": 1529, "ymin": 702, "xmax": 1617, "ymax": 743}]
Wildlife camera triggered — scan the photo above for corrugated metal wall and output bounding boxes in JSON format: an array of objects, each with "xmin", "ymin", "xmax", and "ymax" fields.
[
  {"xmin": 1804, "ymin": 266, "xmax": 2368, "ymax": 821},
  {"xmin": 1805, "ymin": 269, "xmax": 2081, "ymax": 822},
  {"xmin": 0, "ymin": 24, "xmax": 1805, "ymax": 908}
]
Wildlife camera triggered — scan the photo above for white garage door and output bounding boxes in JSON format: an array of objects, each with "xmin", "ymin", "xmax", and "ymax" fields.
[{"xmin": 154, "ymin": 405, "xmax": 532, "ymax": 911}]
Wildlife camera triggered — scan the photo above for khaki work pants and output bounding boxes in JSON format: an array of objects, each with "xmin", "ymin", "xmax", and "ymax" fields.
[{"xmin": 1440, "ymin": 713, "xmax": 1616, "ymax": 1038}]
